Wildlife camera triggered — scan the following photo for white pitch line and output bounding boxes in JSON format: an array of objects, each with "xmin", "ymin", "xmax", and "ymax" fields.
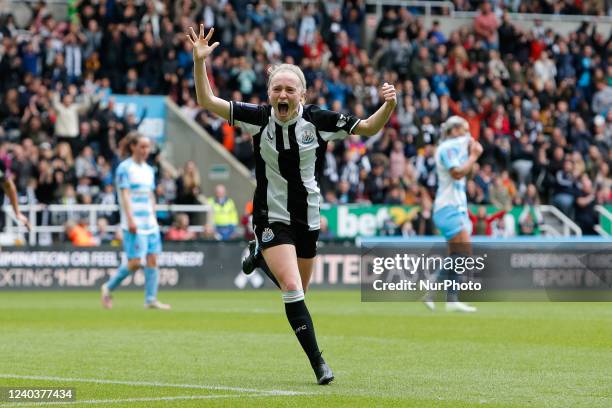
[
  {"xmin": 0, "ymin": 374, "xmax": 308, "ymax": 396},
  {"xmin": 0, "ymin": 393, "xmax": 273, "ymax": 407}
]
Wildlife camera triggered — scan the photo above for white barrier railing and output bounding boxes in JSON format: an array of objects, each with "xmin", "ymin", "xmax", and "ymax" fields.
[
  {"xmin": 539, "ymin": 205, "xmax": 582, "ymax": 237},
  {"xmin": 539, "ymin": 224, "xmax": 561, "ymax": 237},
  {"xmin": 280, "ymin": 0, "xmax": 455, "ymax": 19},
  {"xmin": 593, "ymin": 225, "xmax": 610, "ymax": 237},
  {"xmin": 454, "ymin": 11, "xmax": 612, "ymax": 23},
  {"xmin": 594, "ymin": 205, "xmax": 612, "ymax": 237},
  {"xmin": 2, "ymin": 204, "xmax": 212, "ymax": 246}
]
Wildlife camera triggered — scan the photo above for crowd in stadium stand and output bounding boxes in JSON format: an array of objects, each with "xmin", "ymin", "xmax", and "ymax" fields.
[
  {"xmin": 0, "ymin": 0, "xmax": 611, "ymax": 239},
  {"xmin": 451, "ymin": 0, "xmax": 609, "ymax": 15}
]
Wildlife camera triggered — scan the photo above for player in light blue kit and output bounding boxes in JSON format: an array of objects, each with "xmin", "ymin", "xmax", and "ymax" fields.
[
  {"xmin": 424, "ymin": 116, "xmax": 482, "ymax": 312},
  {"xmin": 101, "ymin": 133, "xmax": 171, "ymax": 310}
]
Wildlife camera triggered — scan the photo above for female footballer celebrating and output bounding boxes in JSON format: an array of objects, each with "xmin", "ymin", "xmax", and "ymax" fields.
[{"xmin": 187, "ymin": 25, "xmax": 396, "ymax": 384}]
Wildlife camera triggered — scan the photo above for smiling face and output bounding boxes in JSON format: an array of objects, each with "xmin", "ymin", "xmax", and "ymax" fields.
[{"xmin": 268, "ymin": 70, "xmax": 305, "ymax": 122}]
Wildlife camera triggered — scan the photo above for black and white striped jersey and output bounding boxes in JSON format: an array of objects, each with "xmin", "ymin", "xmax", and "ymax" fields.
[{"xmin": 230, "ymin": 101, "xmax": 361, "ymax": 230}]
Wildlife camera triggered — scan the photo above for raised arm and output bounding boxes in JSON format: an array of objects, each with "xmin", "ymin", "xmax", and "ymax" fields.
[
  {"xmin": 450, "ymin": 141, "xmax": 483, "ymax": 180},
  {"xmin": 186, "ymin": 25, "xmax": 230, "ymax": 121},
  {"xmin": 354, "ymin": 83, "xmax": 397, "ymax": 137},
  {"xmin": 448, "ymin": 98, "xmax": 465, "ymax": 117}
]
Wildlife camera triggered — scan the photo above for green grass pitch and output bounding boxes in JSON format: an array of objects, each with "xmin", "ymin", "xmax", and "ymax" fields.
[{"xmin": 0, "ymin": 291, "xmax": 611, "ymax": 407}]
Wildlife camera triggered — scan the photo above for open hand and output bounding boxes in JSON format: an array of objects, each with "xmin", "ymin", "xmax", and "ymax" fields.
[
  {"xmin": 16, "ymin": 213, "xmax": 31, "ymax": 231},
  {"xmin": 186, "ymin": 25, "xmax": 220, "ymax": 61},
  {"xmin": 128, "ymin": 219, "xmax": 137, "ymax": 234}
]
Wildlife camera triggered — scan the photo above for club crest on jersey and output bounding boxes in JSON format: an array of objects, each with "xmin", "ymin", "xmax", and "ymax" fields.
[
  {"xmin": 301, "ymin": 130, "xmax": 315, "ymax": 145},
  {"xmin": 336, "ymin": 114, "xmax": 347, "ymax": 128},
  {"xmin": 261, "ymin": 228, "xmax": 275, "ymax": 243},
  {"xmin": 447, "ymin": 147, "xmax": 459, "ymax": 160}
]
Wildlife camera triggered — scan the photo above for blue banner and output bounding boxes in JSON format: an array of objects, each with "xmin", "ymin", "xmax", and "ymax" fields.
[{"xmin": 105, "ymin": 95, "xmax": 166, "ymax": 145}]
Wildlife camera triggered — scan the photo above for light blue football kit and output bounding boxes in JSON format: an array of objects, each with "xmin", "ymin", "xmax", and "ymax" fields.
[
  {"xmin": 105, "ymin": 158, "xmax": 162, "ymax": 304},
  {"xmin": 433, "ymin": 135, "xmax": 473, "ymax": 240},
  {"xmin": 115, "ymin": 158, "xmax": 162, "ymax": 258}
]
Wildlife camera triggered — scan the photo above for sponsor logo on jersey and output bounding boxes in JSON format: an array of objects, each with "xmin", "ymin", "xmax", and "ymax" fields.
[
  {"xmin": 261, "ymin": 228, "xmax": 275, "ymax": 243},
  {"xmin": 336, "ymin": 114, "xmax": 347, "ymax": 128}
]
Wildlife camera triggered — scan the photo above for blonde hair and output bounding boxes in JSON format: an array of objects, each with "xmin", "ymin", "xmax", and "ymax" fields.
[
  {"xmin": 440, "ymin": 116, "xmax": 469, "ymax": 141},
  {"xmin": 267, "ymin": 64, "xmax": 307, "ymax": 91},
  {"xmin": 55, "ymin": 142, "xmax": 74, "ymax": 167}
]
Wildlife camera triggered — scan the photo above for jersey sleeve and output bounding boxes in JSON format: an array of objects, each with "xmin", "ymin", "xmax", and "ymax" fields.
[
  {"xmin": 307, "ymin": 105, "xmax": 361, "ymax": 141},
  {"xmin": 230, "ymin": 101, "xmax": 269, "ymax": 136},
  {"xmin": 439, "ymin": 145, "xmax": 462, "ymax": 170},
  {"xmin": 116, "ymin": 163, "xmax": 130, "ymax": 190}
]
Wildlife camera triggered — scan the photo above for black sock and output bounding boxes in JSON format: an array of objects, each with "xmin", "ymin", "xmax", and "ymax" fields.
[{"xmin": 284, "ymin": 300, "xmax": 322, "ymax": 367}]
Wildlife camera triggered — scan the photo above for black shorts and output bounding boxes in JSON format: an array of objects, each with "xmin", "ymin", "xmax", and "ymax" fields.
[{"xmin": 253, "ymin": 221, "xmax": 319, "ymax": 259}]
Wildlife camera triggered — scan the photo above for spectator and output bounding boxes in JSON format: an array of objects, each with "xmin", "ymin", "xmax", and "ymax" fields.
[
  {"xmin": 473, "ymin": 2, "xmax": 499, "ymax": 48},
  {"xmin": 95, "ymin": 217, "xmax": 116, "ymax": 245},
  {"xmin": 552, "ymin": 159, "xmax": 577, "ymax": 216},
  {"xmin": 208, "ymin": 184, "xmax": 239, "ymax": 240},
  {"xmin": 574, "ymin": 174, "xmax": 598, "ymax": 235},
  {"xmin": 319, "ymin": 216, "xmax": 334, "ymax": 240},
  {"xmin": 518, "ymin": 205, "xmax": 543, "ymax": 235},
  {"xmin": 511, "ymin": 133, "xmax": 535, "ymax": 189},
  {"xmin": 97, "ymin": 183, "xmax": 117, "ymax": 223},
  {"xmin": 412, "ymin": 200, "xmax": 435, "ymax": 236},
  {"xmin": 388, "ymin": 140, "xmax": 406, "ymax": 179},
  {"xmin": 533, "ymin": 51, "xmax": 556, "ymax": 91},
  {"xmin": 51, "ymin": 87, "xmax": 99, "ymax": 152},
  {"xmin": 36, "ymin": 159, "xmax": 56, "ymax": 204},
  {"xmin": 176, "ymin": 160, "xmax": 201, "ymax": 205},
  {"xmin": 467, "ymin": 179, "xmax": 486, "ymax": 204},
  {"xmin": 75, "ymin": 146, "xmax": 97, "ymax": 178},
  {"xmin": 65, "ymin": 219, "xmax": 96, "ymax": 246},
  {"xmin": 469, "ymin": 206, "xmax": 506, "ymax": 236},
  {"xmin": 490, "ymin": 176, "xmax": 512, "ymax": 210},
  {"xmin": 158, "ymin": 169, "xmax": 178, "ymax": 203},
  {"xmin": 96, "ymin": 156, "xmax": 113, "ymax": 186},
  {"xmin": 491, "ymin": 213, "xmax": 517, "ymax": 238},
  {"xmin": 166, "ymin": 213, "xmax": 197, "ymax": 241},
  {"xmin": 199, "ymin": 220, "xmax": 219, "ymax": 240},
  {"xmin": 592, "ymin": 81, "xmax": 612, "ymax": 117},
  {"xmin": 10, "ymin": 145, "xmax": 36, "ymax": 194},
  {"xmin": 364, "ymin": 162, "xmax": 387, "ymax": 204}
]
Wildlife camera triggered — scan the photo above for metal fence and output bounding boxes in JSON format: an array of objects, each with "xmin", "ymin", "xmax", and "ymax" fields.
[{"xmin": 3, "ymin": 204, "xmax": 212, "ymax": 246}]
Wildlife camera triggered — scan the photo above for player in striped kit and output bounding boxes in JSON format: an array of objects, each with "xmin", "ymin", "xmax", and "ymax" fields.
[
  {"xmin": 101, "ymin": 133, "xmax": 170, "ymax": 310},
  {"xmin": 187, "ymin": 25, "xmax": 396, "ymax": 384}
]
